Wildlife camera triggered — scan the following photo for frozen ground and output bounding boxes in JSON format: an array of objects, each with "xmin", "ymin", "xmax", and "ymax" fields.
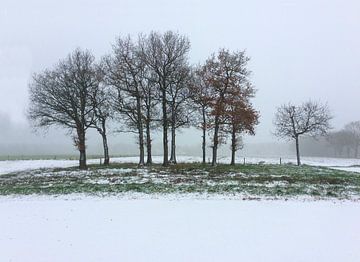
[
  {"xmin": 1, "ymin": 155, "xmax": 360, "ymax": 175},
  {"xmin": 0, "ymin": 196, "xmax": 359, "ymax": 262}
]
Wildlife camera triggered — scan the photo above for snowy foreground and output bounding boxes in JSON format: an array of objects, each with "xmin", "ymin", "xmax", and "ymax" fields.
[
  {"xmin": 1, "ymin": 155, "xmax": 360, "ymax": 175},
  {"xmin": 0, "ymin": 196, "xmax": 359, "ymax": 262},
  {"xmin": 1, "ymin": 157, "xmax": 360, "ymax": 261}
]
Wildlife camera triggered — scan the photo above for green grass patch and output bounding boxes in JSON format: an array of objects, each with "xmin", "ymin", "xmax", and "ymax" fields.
[{"xmin": 1, "ymin": 163, "xmax": 359, "ymax": 200}]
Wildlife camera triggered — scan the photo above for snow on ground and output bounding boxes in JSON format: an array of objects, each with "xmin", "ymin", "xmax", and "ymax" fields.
[
  {"xmin": 330, "ymin": 166, "xmax": 360, "ymax": 173},
  {"xmin": 0, "ymin": 196, "xmax": 359, "ymax": 262},
  {"xmin": 1, "ymin": 155, "xmax": 360, "ymax": 175}
]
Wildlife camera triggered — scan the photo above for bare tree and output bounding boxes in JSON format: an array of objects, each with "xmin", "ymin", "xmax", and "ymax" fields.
[
  {"xmin": 103, "ymin": 36, "xmax": 147, "ymax": 165},
  {"xmin": 28, "ymin": 49, "xmax": 100, "ymax": 169},
  {"xmin": 190, "ymin": 67, "xmax": 213, "ymax": 164},
  {"xmin": 90, "ymin": 82, "xmax": 112, "ymax": 165},
  {"xmin": 167, "ymin": 65, "xmax": 193, "ymax": 164},
  {"xmin": 274, "ymin": 101, "xmax": 332, "ymax": 165},
  {"xmin": 141, "ymin": 71, "xmax": 159, "ymax": 165},
  {"xmin": 344, "ymin": 121, "xmax": 360, "ymax": 158},
  {"xmin": 140, "ymin": 31, "xmax": 190, "ymax": 166}
]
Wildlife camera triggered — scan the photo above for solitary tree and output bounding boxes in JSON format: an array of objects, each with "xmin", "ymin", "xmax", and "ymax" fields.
[
  {"xmin": 28, "ymin": 49, "xmax": 101, "ymax": 169},
  {"xmin": 274, "ymin": 101, "xmax": 332, "ymax": 166}
]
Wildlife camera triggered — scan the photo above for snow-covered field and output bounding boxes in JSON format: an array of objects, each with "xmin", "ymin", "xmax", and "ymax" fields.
[
  {"xmin": 1, "ymin": 157, "xmax": 360, "ymax": 261},
  {"xmin": 0, "ymin": 196, "xmax": 359, "ymax": 262},
  {"xmin": 1, "ymin": 155, "xmax": 360, "ymax": 175}
]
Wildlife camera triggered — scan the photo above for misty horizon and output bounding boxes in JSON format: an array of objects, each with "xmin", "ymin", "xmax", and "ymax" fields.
[{"xmin": 1, "ymin": 0, "xmax": 360, "ymax": 157}]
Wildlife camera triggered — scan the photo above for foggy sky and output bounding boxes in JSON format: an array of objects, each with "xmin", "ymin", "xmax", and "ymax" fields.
[{"xmin": 1, "ymin": 0, "xmax": 360, "ymax": 155}]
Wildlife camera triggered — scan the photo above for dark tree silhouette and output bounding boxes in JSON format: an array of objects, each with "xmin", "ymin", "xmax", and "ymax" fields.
[
  {"xmin": 103, "ymin": 36, "xmax": 148, "ymax": 165},
  {"xmin": 140, "ymin": 31, "xmax": 190, "ymax": 166},
  {"xmin": 274, "ymin": 101, "xmax": 332, "ymax": 166},
  {"xmin": 28, "ymin": 49, "xmax": 101, "ymax": 169},
  {"xmin": 190, "ymin": 67, "xmax": 213, "ymax": 164},
  {"xmin": 141, "ymin": 71, "xmax": 159, "ymax": 165},
  {"xmin": 167, "ymin": 65, "xmax": 193, "ymax": 164},
  {"xmin": 90, "ymin": 82, "xmax": 112, "ymax": 165}
]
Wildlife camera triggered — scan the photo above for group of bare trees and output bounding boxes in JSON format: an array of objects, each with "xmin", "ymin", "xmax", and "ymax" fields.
[{"xmin": 28, "ymin": 31, "xmax": 259, "ymax": 169}]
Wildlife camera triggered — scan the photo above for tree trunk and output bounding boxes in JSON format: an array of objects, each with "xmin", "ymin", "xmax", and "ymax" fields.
[
  {"xmin": 145, "ymin": 118, "xmax": 152, "ymax": 165},
  {"xmin": 102, "ymin": 133, "xmax": 109, "ymax": 165},
  {"xmin": 202, "ymin": 107, "xmax": 206, "ymax": 164},
  {"xmin": 169, "ymin": 122, "xmax": 177, "ymax": 164},
  {"xmin": 212, "ymin": 117, "xmax": 219, "ymax": 166},
  {"xmin": 137, "ymin": 97, "xmax": 145, "ymax": 166},
  {"xmin": 230, "ymin": 128, "xmax": 236, "ymax": 165},
  {"xmin": 169, "ymin": 105, "xmax": 177, "ymax": 164},
  {"xmin": 162, "ymin": 88, "xmax": 169, "ymax": 166},
  {"xmin": 77, "ymin": 129, "xmax": 87, "ymax": 170},
  {"xmin": 295, "ymin": 135, "xmax": 301, "ymax": 166},
  {"xmin": 230, "ymin": 149, "xmax": 235, "ymax": 165},
  {"xmin": 100, "ymin": 122, "xmax": 109, "ymax": 165},
  {"xmin": 138, "ymin": 131, "xmax": 145, "ymax": 166}
]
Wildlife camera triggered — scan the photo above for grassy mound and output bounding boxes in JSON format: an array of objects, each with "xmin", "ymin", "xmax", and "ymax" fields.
[{"xmin": 1, "ymin": 163, "xmax": 359, "ymax": 200}]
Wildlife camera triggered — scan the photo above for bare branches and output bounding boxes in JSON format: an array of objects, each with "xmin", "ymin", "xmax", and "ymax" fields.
[
  {"xmin": 274, "ymin": 100, "xmax": 332, "ymax": 165},
  {"xmin": 28, "ymin": 31, "xmax": 263, "ymax": 167},
  {"xmin": 139, "ymin": 31, "xmax": 191, "ymax": 166},
  {"xmin": 274, "ymin": 101, "xmax": 332, "ymax": 139},
  {"xmin": 28, "ymin": 48, "xmax": 101, "ymax": 169}
]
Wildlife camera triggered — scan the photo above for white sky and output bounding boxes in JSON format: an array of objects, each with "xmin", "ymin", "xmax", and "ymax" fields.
[{"xmin": 0, "ymin": 0, "xmax": 360, "ymax": 146}]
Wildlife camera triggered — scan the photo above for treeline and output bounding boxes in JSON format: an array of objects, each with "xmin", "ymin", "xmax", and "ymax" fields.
[
  {"xmin": 286, "ymin": 121, "xmax": 360, "ymax": 159},
  {"xmin": 28, "ymin": 31, "xmax": 259, "ymax": 169},
  {"xmin": 327, "ymin": 121, "xmax": 360, "ymax": 158}
]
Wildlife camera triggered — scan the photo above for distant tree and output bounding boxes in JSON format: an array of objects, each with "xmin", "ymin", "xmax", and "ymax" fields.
[
  {"xmin": 202, "ymin": 49, "xmax": 254, "ymax": 166},
  {"xmin": 90, "ymin": 81, "xmax": 112, "ymax": 165},
  {"xmin": 274, "ymin": 101, "xmax": 332, "ymax": 166},
  {"xmin": 28, "ymin": 49, "xmax": 101, "ymax": 169},
  {"xmin": 344, "ymin": 121, "xmax": 360, "ymax": 158},
  {"xmin": 140, "ymin": 31, "xmax": 190, "ymax": 166},
  {"xmin": 327, "ymin": 130, "xmax": 355, "ymax": 157}
]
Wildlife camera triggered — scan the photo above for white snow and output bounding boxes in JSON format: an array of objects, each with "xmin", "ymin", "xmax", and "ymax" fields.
[
  {"xmin": 1, "ymin": 155, "xmax": 360, "ymax": 175},
  {"xmin": 0, "ymin": 196, "xmax": 359, "ymax": 262},
  {"xmin": 329, "ymin": 166, "xmax": 360, "ymax": 173}
]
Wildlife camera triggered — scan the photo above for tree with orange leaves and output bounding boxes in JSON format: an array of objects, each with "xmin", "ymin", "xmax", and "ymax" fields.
[
  {"xmin": 201, "ymin": 48, "xmax": 258, "ymax": 166},
  {"xmin": 223, "ymin": 94, "xmax": 259, "ymax": 165}
]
